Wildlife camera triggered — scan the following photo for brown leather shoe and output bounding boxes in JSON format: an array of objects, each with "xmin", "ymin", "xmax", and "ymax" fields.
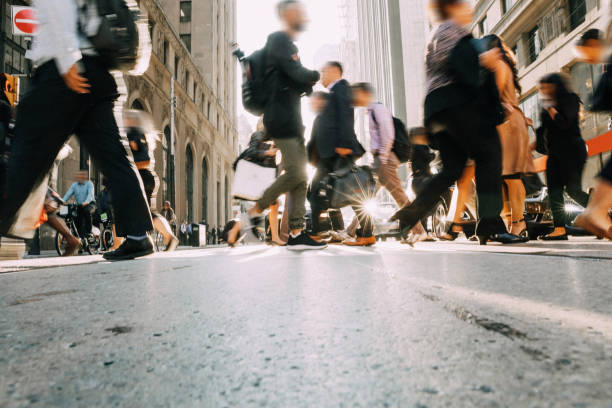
[{"xmin": 343, "ymin": 236, "xmax": 376, "ymax": 247}]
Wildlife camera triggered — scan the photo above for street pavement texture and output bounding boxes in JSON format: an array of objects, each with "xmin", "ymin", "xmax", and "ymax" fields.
[{"xmin": 1, "ymin": 239, "xmax": 612, "ymax": 408}]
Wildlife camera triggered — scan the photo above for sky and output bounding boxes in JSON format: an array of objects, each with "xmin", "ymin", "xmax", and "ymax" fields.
[{"xmin": 236, "ymin": 0, "xmax": 342, "ymax": 131}]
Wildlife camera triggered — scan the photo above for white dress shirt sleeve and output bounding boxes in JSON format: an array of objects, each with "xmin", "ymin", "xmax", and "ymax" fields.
[{"xmin": 34, "ymin": 0, "xmax": 83, "ymax": 74}]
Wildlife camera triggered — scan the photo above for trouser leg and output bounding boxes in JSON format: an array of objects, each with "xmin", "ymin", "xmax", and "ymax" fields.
[
  {"xmin": 75, "ymin": 101, "xmax": 153, "ymax": 236},
  {"xmin": 258, "ymin": 137, "xmax": 308, "ymax": 231},
  {"xmin": 308, "ymin": 160, "xmax": 334, "ymax": 234},
  {"xmin": 547, "ymin": 157, "xmax": 567, "ymax": 228},
  {"xmin": 0, "ymin": 69, "xmax": 84, "ymax": 235},
  {"xmin": 471, "ymin": 126, "xmax": 506, "ymax": 236},
  {"xmin": 398, "ymin": 132, "xmax": 467, "ymax": 229},
  {"xmin": 565, "ymin": 158, "xmax": 589, "ymax": 208},
  {"xmin": 376, "ymin": 155, "xmax": 410, "ymax": 207},
  {"xmin": 352, "ymin": 204, "xmax": 373, "ymax": 237},
  {"xmin": 329, "ymin": 210, "xmax": 344, "ymax": 230}
]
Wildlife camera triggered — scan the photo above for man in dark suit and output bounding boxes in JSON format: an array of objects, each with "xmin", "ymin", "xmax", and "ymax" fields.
[{"xmin": 309, "ymin": 62, "xmax": 374, "ymax": 246}]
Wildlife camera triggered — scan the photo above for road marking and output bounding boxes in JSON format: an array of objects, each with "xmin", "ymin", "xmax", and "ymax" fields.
[{"xmin": 405, "ymin": 275, "xmax": 612, "ymax": 340}]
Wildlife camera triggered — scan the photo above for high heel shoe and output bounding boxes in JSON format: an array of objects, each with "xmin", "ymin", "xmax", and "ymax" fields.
[
  {"xmin": 478, "ymin": 232, "xmax": 524, "ymax": 246},
  {"xmin": 512, "ymin": 219, "xmax": 530, "ymax": 243}
]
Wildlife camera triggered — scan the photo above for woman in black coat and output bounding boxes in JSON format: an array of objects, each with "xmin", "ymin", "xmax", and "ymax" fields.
[{"xmin": 537, "ymin": 73, "xmax": 590, "ymax": 241}]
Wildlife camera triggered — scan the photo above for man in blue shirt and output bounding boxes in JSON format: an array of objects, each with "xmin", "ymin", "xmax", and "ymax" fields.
[{"xmin": 63, "ymin": 171, "xmax": 96, "ymax": 237}]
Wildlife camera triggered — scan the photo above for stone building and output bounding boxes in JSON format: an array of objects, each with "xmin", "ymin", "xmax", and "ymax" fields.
[
  {"xmin": 473, "ymin": 0, "xmax": 611, "ymax": 187},
  {"xmin": 52, "ymin": 0, "xmax": 238, "ymax": 240}
]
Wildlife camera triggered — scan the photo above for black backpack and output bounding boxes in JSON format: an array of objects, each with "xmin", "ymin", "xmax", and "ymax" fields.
[
  {"xmin": 80, "ymin": 0, "xmax": 141, "ymax": 71},
  {"xmin": 239, "ymin": 48, "xmax": 269, "ymax": 116},
  {"xmin": 371, "ymin": 105, "xmax": 413, "ymax": 163}
]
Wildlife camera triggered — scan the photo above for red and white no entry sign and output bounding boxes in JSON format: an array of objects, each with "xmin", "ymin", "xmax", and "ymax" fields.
[{"xmin": 12, "ymin": 6, "xmax": 38, "ymax": 36}]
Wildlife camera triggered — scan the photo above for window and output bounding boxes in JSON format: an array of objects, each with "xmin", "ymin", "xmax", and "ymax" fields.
[
  {"xmin": 502, "ymin": 0, "xmax": 515, "ymax": 14},
  {"xmin": 180, "ymin": 34, "xmax": 191, "ymax": 52},
  {"xmin": 185, "ymin": 70, "xmax": 190, "ymax": 90},
  {"xmin": 163, "ymin": 40, "xmax": 169, "ymax": 65},
  {"xmin": 569, "ymin": 0, "xmax": 587, "ymax": 31},
  {"xmin": 527, "ymin": 26, "xmax": 542, "ymax": 64},
  {"xmin": 148, "ymin": 21, "xmax": 155, "ymax": 44},
  {"xmin": 202, "ymin": 158, "xmax": 208, "ymax": 221},
  {"xmin": 511, "ymin": 44, "xmax": 520, "ymax": 68},
  {"xmin": 186, "ymin": 145, "xmax": 194, "ymax": 222},
  {"xmin": 174, "ymin": 56, "xmax": 179, "ymax": 79},
  {"xmin": 479, "ymin": 16, "xmax": 488, "ymax": 36},
  {"xmin": 180, "ymin": 1, "xmax": 192, "ymax": 23}
]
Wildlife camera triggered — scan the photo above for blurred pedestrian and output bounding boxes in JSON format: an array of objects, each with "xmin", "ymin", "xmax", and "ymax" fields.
[
  {"xmin": 309, "ymin": 62, "xmax": 374, "ymax": 246},
  {"xmin": 161, "ymin": 201, "xmax": 177, "ymax": 234},
  {"xmin": 536, "ymin": 73, "xmax": 590, "ymax": 241},
  {"xmin": 392, "ymin": 0, "xmax": 521, "ymax": 245},
  {"xmin": 352, "ymin": 83, "xmax": 434, "ymax": 244},
  {"xmin": 228, "ymin": 0, "xmax": 325, "ymax": 250},
  {"xmin": 0, "ymin": 0, "xmax": 154, "ymax": 260},
  {"xmin": 573, "ymin": 29, "xmax": 612, "ymax": 239},
  {"xmin": 125, "ymin": 110, "xmax": 178, "ymax": 251},
  {"xmin": 483, "ymin": 35, "xmax": 535, "ymax": 242},
  {"xmin": 63, "ymin": 171, "xmax": 96, "ymax": 238}
]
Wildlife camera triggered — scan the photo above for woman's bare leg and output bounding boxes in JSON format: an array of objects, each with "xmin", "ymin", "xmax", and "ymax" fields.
[
  {"xmin": 506, "ymin": 179, "xmax": 527, "ymax": 235},
  {"xmin": 453, "ymin": 165, "xmax": 475, "ymax": 232},
  {"xmin": 575, "ymin": 179, "xmax": 612, "ymax": 239},
  {"xmin": 269, "ymin": 202, "xmax": 285, "ymax": 245}
]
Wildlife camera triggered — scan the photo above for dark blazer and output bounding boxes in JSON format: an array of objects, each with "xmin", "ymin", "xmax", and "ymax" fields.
[
  {"xmin": 314, "ymin": 79, "xmax": 365, "ymax": 160},
  {"xmin": 263, "ymin": 31, "xmax": 320, "ymax": 140}
]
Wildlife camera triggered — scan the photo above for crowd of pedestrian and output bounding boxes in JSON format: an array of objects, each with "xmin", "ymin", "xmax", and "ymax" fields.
[
  {"xmin": 0, "ymin": 0, "xmax": 610, "ymax": 262},
  {"xmin": 228, "ymin": 0, "xmax": 612, "ymax": 249}
]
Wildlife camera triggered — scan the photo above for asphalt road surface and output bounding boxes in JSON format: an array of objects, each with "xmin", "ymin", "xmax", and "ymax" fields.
[{"xmin": 1, "ymin": 239, "xmax": 612, "ymax": 408}]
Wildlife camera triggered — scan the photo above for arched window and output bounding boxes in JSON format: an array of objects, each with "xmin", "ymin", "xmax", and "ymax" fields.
[
  {"xmin": 202, "ymin": 158, "xmax": 208, "ymax": 222},
  {"xmin": 163, "ymin": 126, "xmax": 175, "ymax": 207},
  {"xmin": 185, "ymin": 145, "xmax": 194, "ymax": 222}
]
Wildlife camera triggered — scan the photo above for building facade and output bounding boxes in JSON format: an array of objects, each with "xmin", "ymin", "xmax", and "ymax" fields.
[
  {"xmin": 473, "ymin": 0, "xmax": 610, "ymax": 187},
  {"xmin": 52, "ymin": 0, "xmax": 238, "ymax": 233}
]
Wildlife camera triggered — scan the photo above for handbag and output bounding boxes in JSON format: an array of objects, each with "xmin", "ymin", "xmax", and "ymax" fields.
[
  {"xmin": 312, "ymin": 160, "xmax": 377, "ymax": 210},
  {"xmin": 231, "ymin": 159, "xmax": 277, "ymax": 201}
]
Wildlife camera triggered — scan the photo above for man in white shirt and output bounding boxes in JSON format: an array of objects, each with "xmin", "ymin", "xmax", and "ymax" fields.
[{"xmin": 0, "ymin": 0, "xmax": 154, "ymax": 260}]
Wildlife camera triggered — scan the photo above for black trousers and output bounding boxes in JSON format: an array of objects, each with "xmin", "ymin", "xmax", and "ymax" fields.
[
  {"xmin": 601, "ymin": 157, "xmax": 612, "ymax": 183},
  {"xmin": 77, "ymin": 202, "xmax": 96, "ymax": 236},
  {"xmin": 0, "ymin": 57, "xmax": 153, "ymax": 237},
  {"xmin": 546, "ymin": 152, "xmax": 589, "ymax": 228},
  {"xmin": 309, "ymin": 157, "xmax": 373, "ymax": 237},
  {"xmin": 400, "ymin": 104, "xmax": 506, "ymax": 236}
]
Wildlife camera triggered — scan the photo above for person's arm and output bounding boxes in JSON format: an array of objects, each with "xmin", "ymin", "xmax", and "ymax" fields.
[
  {"xmin": 35, "ymin": 0, "xmax": 89, "ymax": 94},
  {"xmin": 268, "ymin": 34, "xmax": 320, "ymax": 86},
  {"xmin": 372, "ymin": 104, "xmax": 395, "ymax": 164},
  {"xmin": 35, "ymin": 0, "xmax": 82, "ymax": 74},
  {"xmin": 551, "ymin": 95, "xmax": 580, "ymax": 130},
  {"xmin": 448, "ymin": 37, "xmax": 481, "ymax": 92},
  {"xmin": 62, "ymin": 183, "xmax": 75, "ymax": 202}
]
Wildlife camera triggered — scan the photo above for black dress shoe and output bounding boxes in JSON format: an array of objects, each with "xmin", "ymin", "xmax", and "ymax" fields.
[
  {"xmin": 478, "ymin": 233, "xmax": 524, "ymax": 245},
  {"xmin": 539, "ymin": 234, "xmax": 569, "ymax": 241},
  {"xmin": 103, "ymin": 237, "xmax": 154, "ymax": 261}
]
